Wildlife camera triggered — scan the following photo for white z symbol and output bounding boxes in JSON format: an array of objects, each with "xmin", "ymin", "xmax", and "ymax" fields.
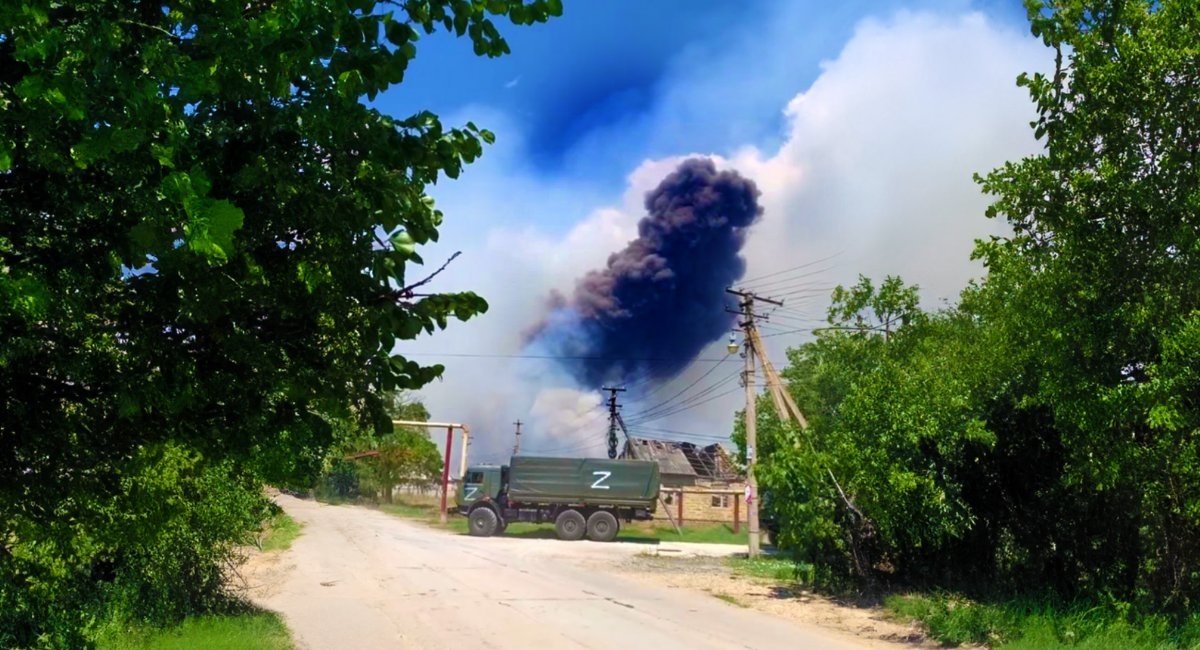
[
  {"xmin": 465, "ymin": 486, "xmax": 479, "ymax": 499},
  {"xmin": 591, "ymin": 471, "xmax": 612, "ymax": 490}
]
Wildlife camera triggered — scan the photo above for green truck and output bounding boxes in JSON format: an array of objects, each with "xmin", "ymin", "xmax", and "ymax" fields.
[{"xmin": 456, "ymin": 455, "xmax": 660, "ymax": 542}]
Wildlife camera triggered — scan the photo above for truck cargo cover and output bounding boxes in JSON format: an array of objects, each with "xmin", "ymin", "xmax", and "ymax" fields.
[{"xmin": 507, "ymin": 456, "xmax": 660, "ymax": 508}]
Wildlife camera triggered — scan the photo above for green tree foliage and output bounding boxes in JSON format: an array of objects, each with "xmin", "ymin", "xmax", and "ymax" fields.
[
  {"xmin": 751, "ymin": 0, "xmax": 1200, "ymax": 611},
  {"xmin": 974, "ymin": 0, "xmax": 1200, "ymax": 609},
  {"xmin": 0, "ymin": 1, "xmax": 559, "ymax": 646},
  {"xmin": 321, "ymin": 392, "xmax": 444, "ymax": 502}
]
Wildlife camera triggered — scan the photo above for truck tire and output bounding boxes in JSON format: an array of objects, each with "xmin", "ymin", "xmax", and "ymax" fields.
[
  {"xmin": 468, "ymin": 506, "xmax": 499, "ymax": 537},
  {"xmin": 586, "ymin": 510, "xmax": 619, "ymax": 542},
  {"xmin": 554, "ymin": 509, "xmax": 586, "ymax": 541}
]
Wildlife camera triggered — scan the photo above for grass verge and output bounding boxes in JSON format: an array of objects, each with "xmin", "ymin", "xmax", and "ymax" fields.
[
  {"xmin": 885, "ymin": 593, "xmax": 1200, "ymax": 649},
  {"xmin": 712, "ymin": 592, "xmax": 748, "ymax": 608},
  {"xmin": 376, "ymin": 499, "xmax": 749, "ymax": 544},
  {"xmin": 98, "ymin": 612, "xmax": 293, "ymax": 650},
  {"xmin": 727, "ymin": 555, "xmax": 805, "ymax": 582},
  {"xmin": 258, "ymin": 512, "xmax": 302, "ymax": 552},
  {"xmin": 705, "ymin": 552, "xmax": 1200, "ymax": 649}
]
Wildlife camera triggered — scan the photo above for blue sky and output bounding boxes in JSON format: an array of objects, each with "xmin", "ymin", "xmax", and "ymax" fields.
[
  {"xmin": 383, "ymin": 0, "xmax": 1049, "ymax": 458},
  {"xmin": 377, "ymin": 0, "xmax": 1028, "ymax": 191}
]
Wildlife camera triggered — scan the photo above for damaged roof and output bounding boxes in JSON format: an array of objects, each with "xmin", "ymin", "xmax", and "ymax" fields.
[{"xmin": 622, "ymin": 437, "xmax": 741, "ymax": 481}]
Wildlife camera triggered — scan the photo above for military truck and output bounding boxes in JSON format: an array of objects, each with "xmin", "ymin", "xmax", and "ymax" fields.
[{"xmin": 456, "ymin": 455, "xmax": 660, "ymax": 542}]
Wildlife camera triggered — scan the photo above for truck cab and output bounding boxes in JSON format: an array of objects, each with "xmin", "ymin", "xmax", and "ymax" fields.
[{"xmin": 456, "ymin": 464, "xmax": 503, "ymax": 512}]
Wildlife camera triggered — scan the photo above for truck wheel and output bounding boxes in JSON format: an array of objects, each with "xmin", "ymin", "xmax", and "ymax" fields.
[
  {"xmin": 586, "ymin": 511, "xmax": 619, "ymax": 542},
  {"xmin": 468, "ymin": 507, "xmax": 499, "ymax": 537},
  {"xmin": 554, "ymin": 509, "xmax": 586, "ymax": 541}
]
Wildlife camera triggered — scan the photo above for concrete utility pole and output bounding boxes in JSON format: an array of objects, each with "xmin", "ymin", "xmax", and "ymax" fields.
[
  {"xmin": 512, "ymin": 420, "xmax": 522, "ymax": 455},
  {"xmin": 602, "ymin": 386, "xmax": 626, "ymax": 459},
  {"xmin": 727, "ymin": 289, "xmax": 782, "ymax": 558}
]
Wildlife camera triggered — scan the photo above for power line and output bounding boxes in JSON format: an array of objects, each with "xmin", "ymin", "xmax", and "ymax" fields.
[
  {"xmin": 624, "ymin": 425, "xmax": 732, "ymax": 441},
  {"xmin": 623, "ymin": 385, "xmax": 743, "ymax": 426},
  {"xmin": 760, "ymin": 328, "xmax": 813, "ymax": 338},
  {"xmin": 763, "ymin": 313, "xmax": 826, "ymax": 326},
  {"xmin": 738, "ymin": 251, "xmax": 843, "ymax": 285},
  {"xmin": 624, "ymin": 368, "xmax": 739, "ymax": 423},
  {"xmin": 775, "ymin": 286, "xmax": 838, "ymax": 300},
  {"xmin": 622, "ymin": 353, "xmax": 733, "ymax": 421},
  {"xmin": 395, "ymin": 352, "xmax": 742, "ymax": 363},
  {"xmin": 743, "ymin": 267, "xmax": 836, "ymax": 292}
]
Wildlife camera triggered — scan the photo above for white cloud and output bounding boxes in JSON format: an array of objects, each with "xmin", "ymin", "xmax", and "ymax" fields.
[{"xmin": 407, "ymin": 10, "xmax": 1050, "ymax": 463}]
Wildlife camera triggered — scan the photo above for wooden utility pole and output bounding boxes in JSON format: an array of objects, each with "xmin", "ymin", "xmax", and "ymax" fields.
[
  {"xmin": 512, "ymin": 420, "xmax": 522, "ymax": 455},
  {"xmin": 602, "ymin": 386, "xmax": 626, "ymax": 459},
  {"xmin": 727, "ymin": 289, "xmax": 782, "ymax": 558}
]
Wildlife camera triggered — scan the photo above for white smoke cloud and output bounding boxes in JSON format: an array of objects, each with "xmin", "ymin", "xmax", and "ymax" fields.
[
  {"xmin": 407, "ymin": 10, "xmax": 1050, "ymax": 462},
  {"xmin": 526, "ymin": 388, "xmax": 607, "ymax": 456}
]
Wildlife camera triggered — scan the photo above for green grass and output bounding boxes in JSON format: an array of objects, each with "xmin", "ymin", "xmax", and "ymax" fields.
[
  {"xmin": 712, "ymin": 592, "xmax": 748, "ymax": 608},
  {"xmin": 258, "ymin": 512, "xmax": 302, "ymax": 552},
  {"xmin": 885, "ymin": 593, "xmax": 1200, "ymax": 649},
  {"xmin": 727, "ymin": 555, "xmax": 804, "ymax": 582},
  {"xmin": 631, "ymin": 522, "xmax": 748, "ymax": 545},
  {"xmin": 98, "ymin": 613, "xmax": 293, "ymax": 650},
  {"xmin": 377, "ymin": 500, "xmax": 440, "ymax": 519}
]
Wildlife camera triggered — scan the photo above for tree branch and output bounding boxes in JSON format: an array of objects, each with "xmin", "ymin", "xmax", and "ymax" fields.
[
  {"xmin": 118, "ymin": 19, "xmax": 182, "ymax": 42},
  {"xmin": 378, "ymin": 251, "xmax": 462, "ymax": 303}
]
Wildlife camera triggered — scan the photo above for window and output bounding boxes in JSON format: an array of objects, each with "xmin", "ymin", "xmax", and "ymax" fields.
[
  {"xmin": 711, "ymin": 495, "xmax": 730, "ymax": 508},
  {"xmin": 465, "ymin": 471, "xmax": 485, "ymax": 484}
]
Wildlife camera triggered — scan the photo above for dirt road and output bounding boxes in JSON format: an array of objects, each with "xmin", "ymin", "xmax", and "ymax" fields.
[{"xmin": 245, "ymin": 495, "xmax": 896, "ymax": 650}]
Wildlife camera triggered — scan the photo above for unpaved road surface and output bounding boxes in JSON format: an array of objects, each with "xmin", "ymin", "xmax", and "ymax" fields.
[{"xmin": 245, "ymin": 495, "xmax": 904, "ymax": 650}]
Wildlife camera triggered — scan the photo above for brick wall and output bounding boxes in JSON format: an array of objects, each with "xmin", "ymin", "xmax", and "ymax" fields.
[{"xmin": 654, "ymin": 484, "xmax": 747, "ymax": 526}]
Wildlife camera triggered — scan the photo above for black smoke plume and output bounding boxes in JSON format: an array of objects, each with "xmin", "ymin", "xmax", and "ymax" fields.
[{"xmin": 530, "ymin": 158, "xmax": 762, "ymax": 386}]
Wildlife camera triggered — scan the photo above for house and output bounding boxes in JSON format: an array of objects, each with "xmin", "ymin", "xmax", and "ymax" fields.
[{"xmin": 621, "ymin": 437, "xmax": 747, "ymax": 525}]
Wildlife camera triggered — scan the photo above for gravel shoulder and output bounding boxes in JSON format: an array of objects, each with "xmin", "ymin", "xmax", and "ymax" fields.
[{"xmin": 613, "ymin": 555, "xmax": 934, "ymax": 648}]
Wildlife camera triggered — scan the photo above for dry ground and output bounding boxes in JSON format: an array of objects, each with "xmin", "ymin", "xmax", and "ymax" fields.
[{"xmin": 614, "ymin": 555, "xmax": 934, "ymax": 648}]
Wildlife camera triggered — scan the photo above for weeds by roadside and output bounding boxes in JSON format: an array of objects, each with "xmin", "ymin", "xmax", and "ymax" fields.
[
  {"xmin": 884, "ymin": 593, "xmax": 1200, "ymax": 649},
  {"xmin": 258, "ymin": 513, "xmax": 303, "ymax": 553},
  {"xmin": 97, "ymin": 611, "xmax": 293, "ymax": 650},
  {"xmin": 728, "ymin": 556, "xmax": 805, "ymax": 582},
  {"xmin": 712, "ymin": 592, "xmax": 747, "ymax": 608},
  {"xmin": 93, "ymin": 509, "xmax": 302, "ymax": 650},
  {"xmin": 723, "ymin": 555, "xmax": 1200, "ymax": 649}
]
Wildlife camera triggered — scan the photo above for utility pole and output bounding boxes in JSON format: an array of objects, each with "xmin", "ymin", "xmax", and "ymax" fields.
[
  {"xmin": 512, "ymin": 419, "xmax": 522, "ymax": 455},
  {"xmin": 727, "ymin": 288, "xmax": 782, "ymax": 558},
  {"xmin": 602, "ymin": 386, "xmax": 626, "ymax": 459}
]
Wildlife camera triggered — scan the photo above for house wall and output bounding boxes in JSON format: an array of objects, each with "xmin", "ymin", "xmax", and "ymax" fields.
[{"xmin": 654, "ymin": 483, "xmax": 747, "ymax": 526}]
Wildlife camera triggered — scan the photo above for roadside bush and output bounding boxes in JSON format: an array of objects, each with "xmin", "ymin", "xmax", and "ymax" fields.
[
  {"xmin": 100, "ymin": 445, "xmax": 269, "ymax": 624},
  {"xmin": 1, "ymin": 444, "xmax": 269, "ymax": 648}
]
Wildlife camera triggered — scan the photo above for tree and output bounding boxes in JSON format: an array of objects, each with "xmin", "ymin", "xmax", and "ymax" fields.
[
  {"xmin": 751, "ymin": 0, "xmax": 1200, "ymax": 611},
  {"xmin": 0, "ymin": 1, "xmax": 560, "ymax": 645},
  {"xmin": 825, "ymin": 274, "xmax": 923, "ymax": 339},
  {"xmin": 361, "ymin": 429, "xmax": 443, "ymax": 502},
  {"xmin": 334, "ymin": 391, "xmax": 442, "ymax": 503},
  {"xmin": 974, "ymin": 0, "xmax": 1200, "ymax": 609}
]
